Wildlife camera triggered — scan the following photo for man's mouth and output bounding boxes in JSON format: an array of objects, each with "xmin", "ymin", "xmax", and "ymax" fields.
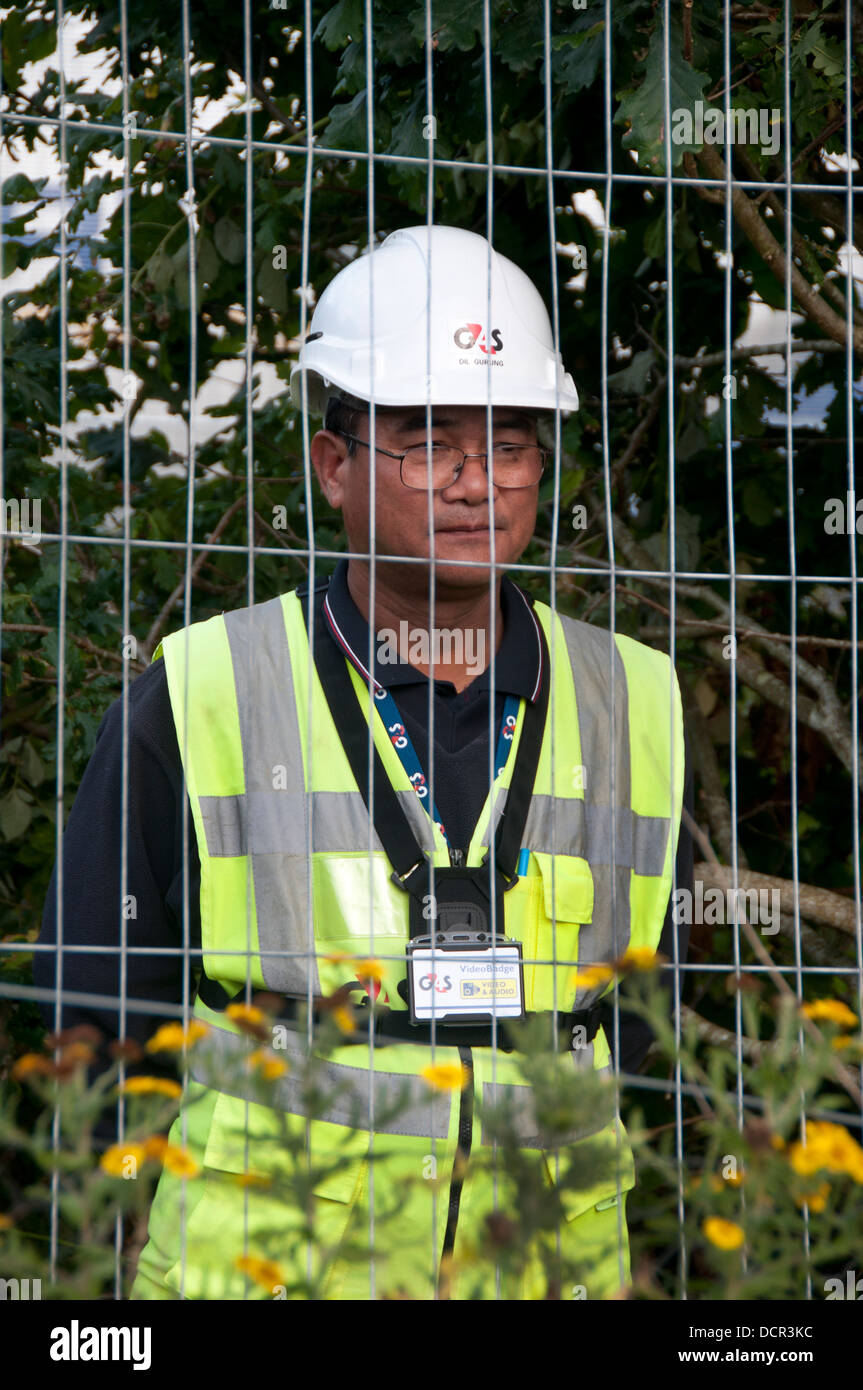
[{"xmin": 435, "ymin": 523, "xmax": 495, "ymax": 534}]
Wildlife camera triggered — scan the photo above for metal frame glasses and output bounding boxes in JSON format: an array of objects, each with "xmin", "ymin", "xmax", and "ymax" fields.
[{"xmin": 336, "ymin": 431, "xmax": 549, "ymax": 491}]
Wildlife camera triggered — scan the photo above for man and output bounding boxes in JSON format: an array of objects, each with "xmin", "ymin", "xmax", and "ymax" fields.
[{"xmin": 37, "ymin": 224, "xmax": 692, "ymax": 1300}]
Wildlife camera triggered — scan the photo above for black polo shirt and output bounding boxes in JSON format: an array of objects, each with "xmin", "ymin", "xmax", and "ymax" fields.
[
  {"xmin": 321, "ymin": 560, "xmax": 544, "ymax": 851},
  {"xmin": 35, "ymin": 562, "xmax": 693, "ymax": 1138}
]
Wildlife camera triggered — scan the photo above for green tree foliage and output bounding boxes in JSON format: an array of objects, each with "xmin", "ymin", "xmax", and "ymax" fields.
[{"xmin": 1, "ymin": 0, "xmax": 861, "ymax": 1292}]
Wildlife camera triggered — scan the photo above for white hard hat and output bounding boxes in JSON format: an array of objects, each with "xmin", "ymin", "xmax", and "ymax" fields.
[{"xmin": 290, "ymin": 224, "xmax": 579, "ymax": 416}]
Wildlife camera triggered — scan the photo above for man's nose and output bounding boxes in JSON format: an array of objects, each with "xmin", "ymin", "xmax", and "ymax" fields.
[{"xmin": 441, "ymin": 451, "xmax": 498, "ymax": 501}]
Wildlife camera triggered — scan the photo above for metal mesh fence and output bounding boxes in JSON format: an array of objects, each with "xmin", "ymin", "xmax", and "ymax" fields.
[{"xmin": 0, "ymin": 0, "xmax": 861, "ymax": 1307}]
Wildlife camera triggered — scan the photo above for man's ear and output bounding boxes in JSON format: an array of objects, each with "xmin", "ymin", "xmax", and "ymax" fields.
[{"xmin": 310, "ymin": 429, "xmax": 349, "ymax": 508}]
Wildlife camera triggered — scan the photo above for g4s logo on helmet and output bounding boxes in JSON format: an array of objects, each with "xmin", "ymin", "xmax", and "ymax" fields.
[{"xmin": 453, "ymin": 323, "xmax": 503, "ymax": 355}]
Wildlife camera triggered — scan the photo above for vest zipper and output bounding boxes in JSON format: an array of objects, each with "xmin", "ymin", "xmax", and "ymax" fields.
[
  {"xmin": 438, "ymin": 1044, "xmax": 474, "ymax": 1299},
  {"xmin": 448, "ymin": 846, "xmax": 465, "ymax": 867}
]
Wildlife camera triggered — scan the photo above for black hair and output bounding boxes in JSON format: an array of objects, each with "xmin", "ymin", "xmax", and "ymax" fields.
[{"xmin": 324, "ymin": 396, "xmax": 365, "ymax": 455}]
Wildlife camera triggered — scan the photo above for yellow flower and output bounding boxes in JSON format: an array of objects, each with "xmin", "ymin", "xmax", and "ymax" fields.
[
  {"xmin": 120, "ymin": 1076, "xmax": 183, "ymax": 1099},
  {"xmin": 703, "ymin": 1217, "xmax": 745, "ymax": 1251},
  {"xmin": 801, "ymin": 999, "xmax": 859, "ymax": 1029},
  {"xmin": 795, "ymin": 1182, "xmax": 830, "ymax": 1213},
  {"xmin": 145, "ymin": 1020, "xmax": 209, "ymax": 1053},
  {"xmin": 226, "ymin": 1003, "xmax": 267, "ymax": 1027},
  {"xmin": 235, "ymin": 1254, "xmax": 284, "ymax": 1290},
  {"xmin": 769, "ymin": 1134, "xmax": 786, "ymax": 1152},
  {"xmin": 100, "ymin": 1143, "xmax": 147, "ymax": 1176},
  {"xmin": 420, "ymin": 1063, "xmax": 468, "ymax": 1092},
  {"xmin": 788, "ymin": 1121, "xmax": 863, "ymax": 1183},
  {"xmin": 617, "ymin": 946, "xmax": 659, "ymax": 970},
  {"xmin": 355, "ymin": 959, "xmax": 386, "ymax": 985},
  {"xmin": 11, "ymin": 1053, "xmax": 52, "ymax": 1080},
  {"xmin": 788, "ymin": 1143, "xmax": 821, "ymax": 1178},
  {"xmin": 161, "ymin": 1144, "xmax": 200, "ymax": 1178},
  {"xmin": 0, "ymin": 1214, "xmax": 13, "ymax": 1230},
  {"xmin": 143, "ymin": 1135, "xmax": 169, "ymax": 1160},
  {"xmin": 331, "ymin": 1004, "xmax": 357, "ymax": 1034},
  {"xmin": 570, "ymin": 964, "xmax": 614, "ymax": 991},
  {"xmin": 831, "ymin": 1036, "xmax": 854, "ymax": 1051},
  {"xmin": 723, "ymin": 1169, "xmax": 744, "ymax": 1188},
  {"xmin": 247, "ymin": 1049, "xmax": 289, "ymax": 1081}
]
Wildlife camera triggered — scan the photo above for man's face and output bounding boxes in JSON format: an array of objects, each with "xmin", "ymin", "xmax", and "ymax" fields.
[{"xmin": 312, "ymin": 404, "xmax": 542, "ymax": 594}]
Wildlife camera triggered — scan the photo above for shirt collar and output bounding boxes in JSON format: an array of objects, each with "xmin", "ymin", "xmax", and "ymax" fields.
[{"xmin": 323, "ymin": 557, "xmax": 543, "ymax": 702}]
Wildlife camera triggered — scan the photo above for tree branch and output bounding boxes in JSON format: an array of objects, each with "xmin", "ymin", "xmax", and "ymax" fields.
[
  {"xmin": 671, "ymin": 339, "xmax": 850, "ymax": 369},
  {"xmin": 683, "ymin": 694, "xmax": 747, "ymax": 867},
  {"xmin": 733, "ymin": 147, "xmax": 863, "ymax": 327},
  {"xmin": 695, "ymin": 861, "xmax": 861, "ymax": 938},
  {"xmin": 693, "ymin": 144, "xmax": 863, "ymax": 356}
]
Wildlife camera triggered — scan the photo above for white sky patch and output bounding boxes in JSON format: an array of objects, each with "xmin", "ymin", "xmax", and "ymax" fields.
[
  {"xmin": 821, "ymin": 150, "xmax": 859, "ymax": 175},
  {"xmin": 571, "ymin": 188, "xmax": 606, "ymax": 233},
  {"xmin": 2, "ymin": 9, "xmax": 275, "ymax": 461}
]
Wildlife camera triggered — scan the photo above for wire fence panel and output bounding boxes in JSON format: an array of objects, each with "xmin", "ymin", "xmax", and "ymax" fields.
[{"xmin": 0, "ymin": 0, "xmax": 861, "ymax": 1316}]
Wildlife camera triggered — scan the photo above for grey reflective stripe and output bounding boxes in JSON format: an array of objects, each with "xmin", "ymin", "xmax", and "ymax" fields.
[
  {"xmin": 199, "ymin": 788, "xmax": 435, "ymax": 859},
  {"xmin": 191, "ymin": 1019, "xmax": 452, "ymax": 1138},
  {"xmin": 201, "ymin": 786, "xmax": 667, "ymax": 869},
  {"xmin": 224, "ymin": 599, "xmax": 317, "ymax": 996},
  {"xmin": 558, "ymin": 617, "xmax": 632, "ymax": 976},
  {"xmin": 479, "ymin": 785, "xmax": 507, "ymax": 852},
  {"xmin": 521, "ymin": 797, "xmax": 669, "ymax": 875},
  {"xmin": 192, "ymin": 1018, "xmax": 602, "ymax": 1146},
  {"xmin": 480, "ymin": 1066, "xmax": 614, "ymax": 1149}
]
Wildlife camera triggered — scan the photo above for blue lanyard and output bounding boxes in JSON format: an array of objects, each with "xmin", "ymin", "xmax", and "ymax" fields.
[{"xmin": 373, "ymin": 686, "xmax": 521, "ymax": 845}]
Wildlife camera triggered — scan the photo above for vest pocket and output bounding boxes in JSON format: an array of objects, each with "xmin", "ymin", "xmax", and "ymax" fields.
[
  {"xmin": 163, "ymin": 1163, "xmax": 363, "ymax": 1299},
  {"xmin": 533, "ymin": 853, "xmax": 594, "ymax": 922},
  {"xmin": 541, "ymin": 1118, "xmax": 636, "ymax": 1224},
  {"xmin": 161, "ymin": 1094, "xmax": 369, "ymax": 1297},
  {"xmin": 204, "ymin": 1091, "xmax": 369, "ymax": 1203},
  {"xmin": 517, "ymin": 854, "xmax": 595, "ymax": 1012}
]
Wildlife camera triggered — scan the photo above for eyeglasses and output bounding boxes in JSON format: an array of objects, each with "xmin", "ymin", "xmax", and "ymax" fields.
[{"xmin": 336, "ymin": 432, "xmax": 549, "ymax": 491}]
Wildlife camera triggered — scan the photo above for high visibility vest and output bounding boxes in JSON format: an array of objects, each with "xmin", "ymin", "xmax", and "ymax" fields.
[{"xmin": 138, "ymin": 587, "xmax": 684, "ymax": 1300}]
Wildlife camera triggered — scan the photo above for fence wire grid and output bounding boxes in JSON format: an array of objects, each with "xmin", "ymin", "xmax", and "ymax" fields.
[{"xmin": 0, "ymin": 0, "xmax": 861, "ymax": 1306}]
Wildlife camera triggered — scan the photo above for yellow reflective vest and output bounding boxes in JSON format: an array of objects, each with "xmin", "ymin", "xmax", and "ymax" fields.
[{"xmin": 131, "ymin": 586, "xmax": 684, "ymax": 1301}]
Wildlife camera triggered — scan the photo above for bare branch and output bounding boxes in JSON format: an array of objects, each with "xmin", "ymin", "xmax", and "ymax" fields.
[
  {"xmin": 695, "ymin": 861, "xmax": 861, "ymax": 939},
  {"xmin": 680, "ymin": 1004, "xmax": 765, "ymax": 1061},
  {"xmin": 684, "ymin": 696, "xmax": 747, "ymax": 867},
  {"xmin": 671, "ymin": 338, "xmax": 850, "ymax": 370},
  {"xmin": 693, "ymin": 144, "xmax": 863, "ymax": 356}
]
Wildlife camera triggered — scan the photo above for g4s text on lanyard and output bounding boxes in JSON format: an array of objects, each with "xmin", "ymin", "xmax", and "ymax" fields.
[{"xmin": 373, "ymin": 683, "xmax": 520, "ymax": 854}]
